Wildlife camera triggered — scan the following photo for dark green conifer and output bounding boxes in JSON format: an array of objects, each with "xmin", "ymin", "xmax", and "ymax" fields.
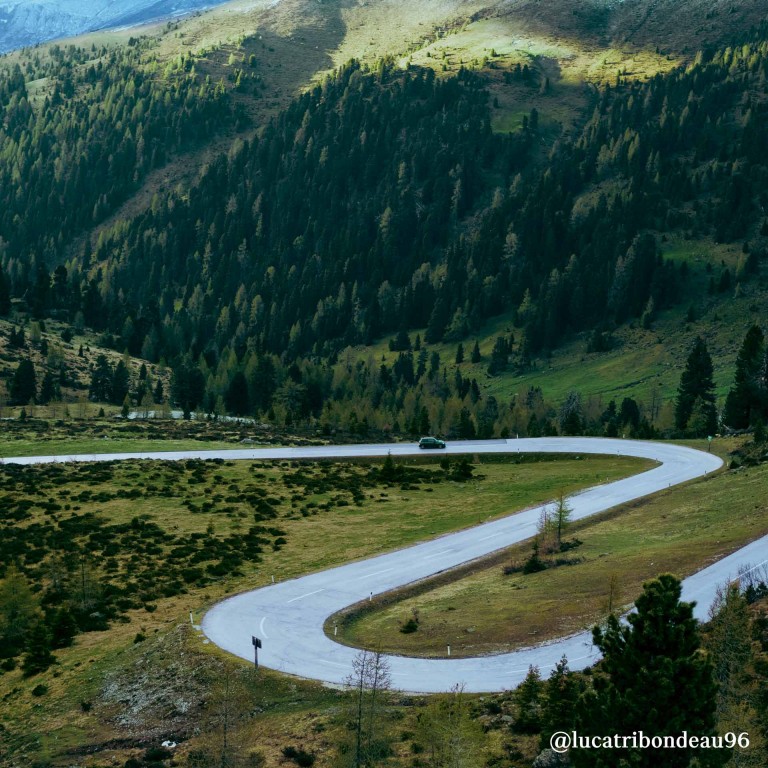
[
  {"xmin": 10, "ymin": 359, "xmax": 36, "ymax": 405},
  {"xmin": 573, "ymin": 574, "xmax": 725, "ymax": 768},
  {"xmin": 723, "ymin": 325, "xmax": 764, "ymax": 429},
  {"xmin": 675, "ymin": 337, "xmax": 717, "ymax": 435},
  {"xmin": 21, "ymin": 623, "xmax": 56, "ymax": 677}
]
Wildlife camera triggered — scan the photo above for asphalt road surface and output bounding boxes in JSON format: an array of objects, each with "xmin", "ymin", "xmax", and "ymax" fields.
[{"xmin": 7, "ymin": 438, "xmax": 766, "ymax": 692}]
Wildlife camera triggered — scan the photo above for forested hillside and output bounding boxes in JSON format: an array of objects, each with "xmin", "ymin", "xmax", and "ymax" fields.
[
  {"xmin": 1, "ymin": 24, "xmax": 768, "ymax": 432},
  {"xmin": 0, "ymin": 39, "xmax": 238, "ymax": 309},
  {"xmin": 83, "ymin": 61, "xmax": 533, "ymax": 357},
  {"xmin": 78, "ymin": 30, "xmax": 768, "ymax": 366}
]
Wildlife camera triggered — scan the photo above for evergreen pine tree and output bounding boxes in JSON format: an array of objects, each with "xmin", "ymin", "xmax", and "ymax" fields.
[
  {"xmin": 488, "ymin": 336, "xmax": 509, "ymax": 375},
  {"xmin": 38, "ymin": 371, "xmax": 58, "ymax": 404},
  {"xmin": 540, "ymin": 656, "xmax": 579, "ymax": 749},
  {"xmin": 674, "ymin": 337, "xmax": 717, "ymax": 435},
  {"xmin": 380, "ymin": 453, "xmax": 398, "ymax": 482},
  {"xmin": 723, "ymin": 325, "xmax": 764, "ymax": 429},
  {"xmin": 425, "ymin": 299, "xmax": 450, "ymax": 344},
  {"xmin": 456, "ymin": 407, "xmax": 476, "ymax": 439},
  {"xmin": 225, "ymin": 371, "xmax": 250, "ymax": 416},
  {"xmin": 705, "ymin": 585, "xmax": 752, "ymax": 718},
  {"xmin": 390, "ymin": 327, "xmax": 412, "ymax": 352},
  {"xmin": 47, "ymin": 607, "xmax": 78, "ymax": 649},
  {"xmin": 9, "ymin": 359, "xmax": 37, "ymax": 405},
  {"xmin": 0, "ymin": 268, "xmax": 10, "ymax": 315},
  {"xmin": 573, "ymin": 574, "xmax": 725, "ymax": 768},
  {"xmin": 111, "ymin": 361, "xmax": 131, "ymax": 405},
  {"xmin": 89, "ymin": 354, "xmax": 113, "ymax": 403},
  {"xmin": 21, "ymin": 622, "xmax": 56, "ymax": 676},
  {"xmin": 514, "ymin": 666, "xmax": 544, "ymax": 734},
  {"xmin": 418, "ymin": 406, "xmax": 430, "ymax": 435},
  {"xmin": 559, "ymin": 391, "xmax": 584, "ymax": 435},
  {"xmin": 470, "ymin": 341, "xmax": 481, "ymax": 363}
]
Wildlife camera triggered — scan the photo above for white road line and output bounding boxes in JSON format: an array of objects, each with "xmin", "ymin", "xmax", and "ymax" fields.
[
  {"xmin": 360, "ymin": 568, "xmax": 395, "ymax": 579},
  {"xmin": 259, "ymin": 616, "xmax": 268, "ymax": 639},
  {"xmin": 423, "ymin": 548, "xmax": 454, "ymax": 560},
  {"xmin": 286, "ymin": 588, "xmax": 324, "ymax": 604},
  {"xmin": 738, "ymin": 558, "xmax": 768, "ymax": 577}
]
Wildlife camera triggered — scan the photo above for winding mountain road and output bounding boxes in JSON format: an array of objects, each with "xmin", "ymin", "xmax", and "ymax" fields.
[{"xmin": 9, "ymin": 436, "xmax": 768, "ymax": 691}]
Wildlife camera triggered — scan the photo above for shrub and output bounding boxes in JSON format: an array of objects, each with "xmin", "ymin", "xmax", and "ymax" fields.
[
  {"xmin": 144, "ymin": 746, "xmax": 173, "ymax": 761},
  {"xmin": 282, "ymin": 746, "xmax": 316, "ymax": 767},
  {"xmin": 522, "ymin": 552, "xmax": 546, "ymax": 575},
  {"xmin": 400, "ymin": 618, "xmax": 419, "ymax": 634}
]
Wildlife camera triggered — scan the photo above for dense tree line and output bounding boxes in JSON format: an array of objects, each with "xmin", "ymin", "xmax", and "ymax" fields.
[
  {"xmin": 675, "ymin": 336, "xmax": 718, "ymax": 437},
  {"xmin": 82, "ymin": 34, "xmax": 768, "ymax": 419},
  {"xmin": 470, "ymin": 35, "xmax": 768, "ymax": 355},
  {"xmin": 80, "ymin": 61, "xmax": 532, "ymax": 360}
]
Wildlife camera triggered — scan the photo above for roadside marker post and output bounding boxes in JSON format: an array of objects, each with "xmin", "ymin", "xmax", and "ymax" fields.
[{"xmin": 252, "ymin": 635, "xmax": 262, "ymax": 668}]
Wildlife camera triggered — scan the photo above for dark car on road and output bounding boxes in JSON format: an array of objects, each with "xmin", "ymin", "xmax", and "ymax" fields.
[{"xmin": 418, "ymin": 436, "xmax": 446, "ymax": 449}]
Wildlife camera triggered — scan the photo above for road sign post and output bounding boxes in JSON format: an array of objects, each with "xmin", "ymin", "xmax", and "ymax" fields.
[{"xmin": 252, "ymin": 635, "xmax": 262, "ymax": 668}]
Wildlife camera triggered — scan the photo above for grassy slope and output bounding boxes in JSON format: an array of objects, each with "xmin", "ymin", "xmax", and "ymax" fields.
[
  {"xmin": 345, "ymin": 235, "xmax": 763, "ymax": 419},
  {"xmin": 0, "ymin": 415, "xmax": 275, "ymax": 456},
  {"xmin": 0, "ymin": 317, "xmax": 169, "ymax": 413},
  {"xmin": 1, "ymin": 2, "xmax": 766, "ymax": 764}
]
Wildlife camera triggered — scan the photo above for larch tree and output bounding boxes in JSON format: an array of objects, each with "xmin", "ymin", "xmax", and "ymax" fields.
[
  {"xmin": 416, "ymin": 684, "xmax": 484, "ymax": 768},
  {"xmin": 345, "ymin": 649, "xmax": 392, "ymax": 767}
]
